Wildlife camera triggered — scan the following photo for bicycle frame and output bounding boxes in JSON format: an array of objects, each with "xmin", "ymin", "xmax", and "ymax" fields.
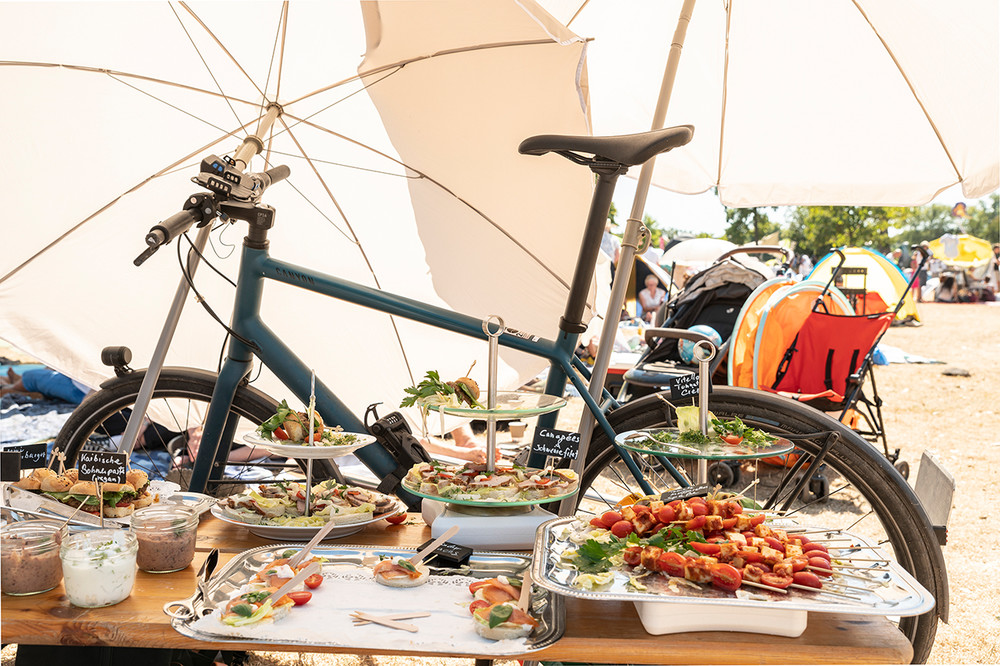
[{"xmin": 187, "ymin": 228, "xmax": 655, "ymax": 496}]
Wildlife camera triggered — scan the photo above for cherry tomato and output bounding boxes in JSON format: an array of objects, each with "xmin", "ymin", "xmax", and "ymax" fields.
[
  {"xmin": 469, "ymin": 599, "xmax": 490, "ymax": 614},
  {"xmin": 385, "ymin": 513, "xmax": 407, "ymax": 525},
  {"xmin": 802, "ymin": 542, "xmax": 829, "ymax": 555},
  {"xmin": 667, "ymin": 500, "xmax": 682, "ymax": 510},
  {"xmin": 469, "ymin": 580, "xmax": 492, "ymax": 593},
  {"xmin": 689, "ymin": 502, "xmax": 709, "ymax": 517},
  {"xmin": 789, "ymin": 557, "xmax": 808, "ymax": 572},
  {"xmin": 589, "ymin": 517, "xmax": 607, "ymax": 528},
  {"xmin": 721, "ymin": 517, "xmax": 738, "ymax": 530},
  {"xmin": 710, "ymin": 563, "xmax": 742, "ymax": 592},
  {"xmin": 748, "ymin": 514, "xmax": 766, "ymax": 527},
  {"xmin": 764, "ymin": 536, "xmax": 785, "ymax": 552},
  {"xmin": 656, "ymin": 551, "xmax": 688, "ymax": 577},
  {"xmin": 690, "ymin": 541, "xmax": 721, "ymax": 556},
  {"xmin": 806, "ymin": 548, "xmax": 832, "ymax": 562},
  {"xmin": 622, "ymin": 545, "xmax": 642, "ymax": 566},
  {"xmin": 303, "ymin": 573, "xmax": 323, "ymax": 589},
  {"xmin": 793, "ymin": 571, "xmax": 823, "ymax": 589},
  {"xmin": 686, "ymin": 496, "xmax": 708, "ymax": 505},
  {"xmin": 656, "ymin": 505, "xmax": 676, "ymax": 524},
  {"xmin": 273, "ymin": 427, "xmax": 289, "ymax": 440},
  {"xmin": 632, "ymin": 504, "xmax": 652, "ymax": 515},
  {"xmin": 287, "ymin": 591, "xmax": 312, "ymax": 605},
  {"xmin": 720, "ymin": 434, "xmax": 744, "ymax": 446},
  {"xmin": 600, "ymin": 511, "xmax": 623, "ymax": 528},
  {"xmin": 808, "ymin": 557, "xmax": 834, "ymax": 576},
  {"xmin": 788, "ymin": 534, "xmax": 811, "ymax": 546},
  {"xmin": 685, "ymin": 515, "xmax": 707, "ymax": 531},
  {"xmin": 760, "ymin": 572, "xmax": 793, "ymax": 589},
  {"xmin": 611, "ymin": 520, "xmax": 634, "ymax": 538}
]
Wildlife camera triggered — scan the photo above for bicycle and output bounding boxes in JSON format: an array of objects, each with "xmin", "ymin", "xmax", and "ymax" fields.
[{"xmin": 53, "ymin": 124, "xmax": 945, "ymax": 662}]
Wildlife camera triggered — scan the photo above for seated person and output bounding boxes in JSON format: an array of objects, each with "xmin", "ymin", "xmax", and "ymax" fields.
[
  {"xmin": 637, "ymin": 274, "xmax": 666, "ymax": 323},
  {"xmin": 1, "ymin": 367, "xmax": 89, "ymax": 403},
  {"xmin": 935, "ymin": 275, "xmax": 958, "ymax": 302}
]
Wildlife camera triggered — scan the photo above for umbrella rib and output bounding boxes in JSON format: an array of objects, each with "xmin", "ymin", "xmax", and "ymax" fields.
[
  {"xmin": 105, "ymin": 71, "xmax": 234, "ymax": 137},
  {"xmin": 283, "ymin": 111, "xmax": 574, "ymax": 292},
  {"xmin": 275, "ymin": 116, "xmax": 417, "ymax": 385},
  {"xmin": 0, "ymin": 116, "xmax": 261, "ymax": 286},
  {"xmin": 716, "ymin": 2, "xmax": 734, "ymax": 192},
  {"xmin": 274, "ymin": 1, "xmax": 290, "ymax": 107},
  {"xmin": 177, "ymin": 1, "xmax": 267, "ymax": 102},
  {"xmin": 282, "ymin": 38, "xmax": 567, "ymax": 108},
  {"xmin": 170, "ymin": 3, "xmax": 249, "ymax": 132},
  {"xmin": 850, "ymin": 0, "xmax": 963, "ymax": 185}
]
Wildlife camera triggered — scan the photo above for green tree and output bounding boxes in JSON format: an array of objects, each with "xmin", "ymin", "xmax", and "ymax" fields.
[
  {"xmin": 966, "ymin": 194, "xmax": 999, "ymax": 243},
  {"xmin": 889, "ymin": 204, "xmax": 956, "ymax": 248},
  {"xmin": 723, "ymin": 207, "xmax": 780, "ymax": 245},
  {"xmin": 784, "ymin": 206, "xmax": 903, "ymax": 258}
]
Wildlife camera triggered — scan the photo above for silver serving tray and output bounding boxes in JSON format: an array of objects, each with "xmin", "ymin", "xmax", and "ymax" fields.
[
  {"xmin": 170, "ymin": 544, "xmax": 564, "ymax": 653},
  {"xmin": 532, "ymin": 517, "xmax": 935, "ymax": 617}
]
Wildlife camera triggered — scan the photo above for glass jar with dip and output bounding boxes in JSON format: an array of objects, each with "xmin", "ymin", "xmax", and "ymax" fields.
[
  {"xmin": 0, "ymin": 520, "xmax": 66, "ymax": 596},
  {"xmin": 59, "ymin": 529, "xmax": 137, "ymax": 607},
  {"xmin": 132, "ymin": 505, "xmax": 198, "ymax": 573}
]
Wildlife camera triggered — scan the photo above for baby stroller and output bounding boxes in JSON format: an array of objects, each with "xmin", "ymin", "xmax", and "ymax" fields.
[
  {"xmin": 730, "ymin": 246, "xmax": 931, "ymax": 482},
  {"xmin": 617, "ymin": 246, "xmax": 790, "ymax": 404}
]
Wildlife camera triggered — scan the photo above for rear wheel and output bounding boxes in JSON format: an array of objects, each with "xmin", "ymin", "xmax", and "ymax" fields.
[
  {"xmin": 577, "ymin": 386, "xmax": 946, "ymax": 663},
  {"xmin": 55, "ymin": 368, "xmax": 336, "ymax": 495}
]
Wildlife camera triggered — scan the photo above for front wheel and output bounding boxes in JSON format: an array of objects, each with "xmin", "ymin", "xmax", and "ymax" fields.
[
  {"xmin": 55, "ymin": 367, "xmax": 334, "ymax": 495},
  {"xmin": 578, "ymin": 386, "xmax": 946, "ymax": 664}
]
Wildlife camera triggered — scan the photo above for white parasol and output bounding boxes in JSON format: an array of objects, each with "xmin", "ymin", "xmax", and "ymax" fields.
[{"xmin": 0, "ymin": 1, "xmax": 594, "ymax": 424}]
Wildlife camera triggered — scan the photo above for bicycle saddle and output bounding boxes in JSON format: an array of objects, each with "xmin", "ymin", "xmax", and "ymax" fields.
[{"xmin": 518, "ymin": 125, "xmax": 693, "ymax": 166}]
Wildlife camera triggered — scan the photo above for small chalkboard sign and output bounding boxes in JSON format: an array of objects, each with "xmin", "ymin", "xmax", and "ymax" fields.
[
  {"xmin": 417, "ymin": 538, "xmax": 472, "ymax": 568},
  {"xmin": 77, "ymin": 450, "xmax": 128, "ymax": 484},
  {"xmin": 669, "ymin": 373, "xmax": 707, "ymax": 400},
  {"xmin": 1, "ymin": 451, "xmax": 21, "ymax": 482},
  {"xmin": 530, "ymin": 428, "xmax": 581, "ymax": 460},
  {"xmin": 659, "ymin": 483, "xmax": 712, "ymax": 503},
  {"xmin": 3, "ymin": 442, "xmax": 49, "ymax": 470}
]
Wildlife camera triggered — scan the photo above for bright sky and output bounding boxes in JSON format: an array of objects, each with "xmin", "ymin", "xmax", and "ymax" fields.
[{"xmin": 616, "ymin": 179, "xmax": 997, "ymax": 240}]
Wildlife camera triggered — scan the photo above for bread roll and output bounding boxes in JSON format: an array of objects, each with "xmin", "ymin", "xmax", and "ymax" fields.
[
  {"xmin": 103, "ymin": 503, "xmax": 135, "ymax": 518},
  {"xmin": 13, "ymin": 477, "xmax": 41, "ymax": 490},
  {"xmin": 68, "ymin": 481, "xmax": 98, "ymax": 496},
  {"xmin": 372, "ymin": 558, "xmax": 430, "ymax": 588},
  {"xmin": 101, "ymin": 482, "xmax": 135, "ymax": 494},
  {"xmin": 62, "ymin": 468, "xmax": 79, "ymax": 483},
  {"xmin": 40, "ymin": 475, "xmax": 73, "ymax": 493},
  {"xmin": 29, "ymin": 468, "xmax": 57, "ymax": 482},
  {"xmin": 126, "ymin": 469, "xmax": 149, "ymax": 490}
]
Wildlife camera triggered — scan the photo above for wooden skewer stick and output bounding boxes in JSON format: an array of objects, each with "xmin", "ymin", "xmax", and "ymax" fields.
[
  {"xmin": 288, "ymin": 517, "xmax": 342, "ymax": 568},
  {"xmin": 741, "ymin": 579, "xmax": 788, "ymax": 595},
  {"xmin": 817, "ymin": 579, "xmax": 876, "ymax": 593},
  {"xmin": 517, "ymin": 568, "xmax": 533, "ymax": 612},
  {"xmin": 260, "ymin": 561, "xmax": 321, "ymax": 608},
  {"xmin": 810, "ymin": 562, "xmax": 890, "ymax": 574},
  {"xmin": 833, "ymin": 556, "xmax": 890, "ymax": 563},
  {"xmin": 789, "ymin": 583, "xmax": 865, "ymax": 600},
  {"xmin": 351, "ymin": 611, "xmax": 419, "ymax": 633},
  {"xmin": 351, "ymin": 611, "xmax": 430, "ymax": 626},
  {"xmin": 408, "ymin": 525, "xmax": 460, "ymax": 566}
]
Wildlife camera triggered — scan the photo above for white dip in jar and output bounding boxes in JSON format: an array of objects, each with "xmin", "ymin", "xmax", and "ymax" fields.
[
  {"xmin": 1, "ymin": 520, "xmax": 66, "ymax": 596},
  {"xmin": 132, "ymin": 505, "xmax": 198, "ymax": 573},
  {"xmin": 60, "ymin": 529, "xmax": 137, "ymax": 607}
]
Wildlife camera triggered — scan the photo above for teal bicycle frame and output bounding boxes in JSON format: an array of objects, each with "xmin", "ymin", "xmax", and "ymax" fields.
[{"xmin": 187, "ymin": 228, "xmax": 660, "ymax": 498}]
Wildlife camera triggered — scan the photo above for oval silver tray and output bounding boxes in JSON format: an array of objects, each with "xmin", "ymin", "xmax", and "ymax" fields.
[{"xmin": 169, "ymin": 544, "xmax": 564, "ymax": 655}]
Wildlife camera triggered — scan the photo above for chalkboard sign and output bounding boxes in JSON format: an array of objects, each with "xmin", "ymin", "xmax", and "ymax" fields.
[
  {"xmin": 1, "ymin": 451, "xmax": 21, "ymax": 482},
  {"xmin": 669, "ymin": 373, "xmax": 707, "ymax": 400},
  {"xmin": 530, "ymin": 428, "xmax": 581, "ymax": 460},
  {"xmin": 3, "ymin": 442, "xmax": 49, "ymax": 470},
  {"xmin": 77, "ymin": 451, "xmax": 128, "ymax": 484},
  {"xmin": 659, "ymin": 483, "xmax": 712, "ymax": 503},
  {"xmin": 417, "ymin": 538, "xmax": 472, "ymax": 568}
]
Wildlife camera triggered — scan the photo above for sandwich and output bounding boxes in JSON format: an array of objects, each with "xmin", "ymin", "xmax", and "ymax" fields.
[
  {"xmin": 220, "ymin": 587, "xmax": 296, "ymax": 627},
  {"xmin": 372, "ymin": 556, "xmax": 430, "ymax": 588},
  {"xmin": 45, "ymin": 479, "xmax": 139, "ymax": 517},
  {"xmin": 126, "ymin": 469, "xmax": 153, "ymax": 509}
]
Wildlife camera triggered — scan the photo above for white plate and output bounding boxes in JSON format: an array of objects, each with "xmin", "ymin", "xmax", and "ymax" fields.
[
  {"xmin": 209, "ymin": 500, "xmax": 405, "ymax": 541},
  {"xmin": 242, "ymin": 431, "xmax": 376, "ymax": 459}
]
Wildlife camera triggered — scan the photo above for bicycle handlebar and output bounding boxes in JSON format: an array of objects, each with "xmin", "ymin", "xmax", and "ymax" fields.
[{"xmin": 255, "ymin": 165, "xmax": 290, "ymax": 189}]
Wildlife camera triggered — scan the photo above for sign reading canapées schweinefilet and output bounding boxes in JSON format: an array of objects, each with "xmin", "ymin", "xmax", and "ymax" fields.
[{"xmin": 530, "ymin": 427, "xmax": 581, "ymax": 460}]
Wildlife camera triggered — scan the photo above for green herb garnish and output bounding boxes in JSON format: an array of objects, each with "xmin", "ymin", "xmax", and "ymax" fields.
[
  {"xmin": 231, "ymin": 603, "xmax": 254, "ymax": 617},
  {"xmin": 488, "ymin": 604, "xmax": 514, "ymax": 628},
  {"xmin": 400, "ymin": 371, "xmax": 454, "ymax": 408},
  {"xmin": 241, "ymin": 591, "xmax": 271, "ymax": 604}
]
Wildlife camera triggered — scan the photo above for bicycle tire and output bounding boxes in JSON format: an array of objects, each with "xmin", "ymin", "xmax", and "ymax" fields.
[
  {"xmin": 55, "ymin": 367, "xmax": 336, "ymax": 494},
  {"xmin": 577, "ymin": 386, "xmax": 946, "ymax": 664}
]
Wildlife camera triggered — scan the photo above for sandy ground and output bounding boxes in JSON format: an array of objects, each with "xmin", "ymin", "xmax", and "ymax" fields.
[{"xmin": 2, "ymin": 301, "xmax": 998, "ymax": 664}]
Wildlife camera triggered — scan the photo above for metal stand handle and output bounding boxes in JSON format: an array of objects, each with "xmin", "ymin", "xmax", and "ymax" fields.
[{"xmin": 482, "ymin": 316, "xmax": 505, "ymax": 472}]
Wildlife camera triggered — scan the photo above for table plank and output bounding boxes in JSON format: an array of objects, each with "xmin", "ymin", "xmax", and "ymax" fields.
[{"xmin": 1, "ymin": 514, "xmax": 913, "ymax": 663}]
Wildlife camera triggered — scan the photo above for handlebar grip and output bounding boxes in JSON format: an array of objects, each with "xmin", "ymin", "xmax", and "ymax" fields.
[
  {"xmin": 264, "ymin": 165, "xmax": 290, "ymax": 184},
  {"xmin": 146, "ymin": 209, "xmax": 199, "ymax": 247}
]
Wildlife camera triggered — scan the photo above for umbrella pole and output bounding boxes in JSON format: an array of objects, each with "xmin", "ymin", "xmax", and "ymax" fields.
[{"xmin": 569, "ymin": 0, "xmax": 697, "ymax": 500}]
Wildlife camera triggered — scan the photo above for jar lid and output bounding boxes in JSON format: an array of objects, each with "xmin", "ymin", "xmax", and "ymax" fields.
[
  {"xmin": 0, "ymin": 520, "xmax": 65, "ymax": 555},
  {"xmin": 60, "ymin": 529, "xmax": 136, "ymax": 563},
  {"xmin": 131, "ymin": 505, "xmax": 198, "ymax": 532}
]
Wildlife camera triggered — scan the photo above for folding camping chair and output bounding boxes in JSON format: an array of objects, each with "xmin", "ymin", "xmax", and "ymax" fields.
[{"xmin": 767, "ymin": 247, "xmax": 931, "ymax": 477}]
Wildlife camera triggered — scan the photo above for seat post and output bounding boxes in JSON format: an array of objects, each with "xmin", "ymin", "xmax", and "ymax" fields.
[{"xmin": 559, "ymin": 164, "xmax": 628, "ymax": 334}]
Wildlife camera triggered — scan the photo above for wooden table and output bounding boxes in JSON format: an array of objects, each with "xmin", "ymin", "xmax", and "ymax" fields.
[{"xmin": 1, "ymin": 515, "xmax": 914, "ymax": 664}]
